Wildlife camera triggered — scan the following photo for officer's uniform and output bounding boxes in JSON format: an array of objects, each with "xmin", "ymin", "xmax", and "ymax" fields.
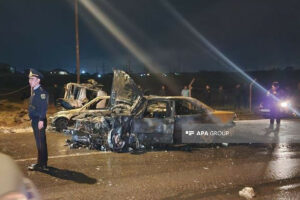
[
  {"xmin": 28, "ymin": 69, "xmax": 49, "ymax": 170},
  {"xmin": 267, "ymin": 86, "xmax": 283, "ymax": 125}
]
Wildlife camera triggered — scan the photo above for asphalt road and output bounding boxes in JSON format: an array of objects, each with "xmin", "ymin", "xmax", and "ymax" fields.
[{"xmin": 1, "ymin": 119, "xmax": 300, "ymax": 199}]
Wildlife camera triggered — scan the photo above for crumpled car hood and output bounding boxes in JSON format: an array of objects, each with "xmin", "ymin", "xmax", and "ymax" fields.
[{"xmin": 110, "ymin": 70, "xmax": 143, "ymax": 113}]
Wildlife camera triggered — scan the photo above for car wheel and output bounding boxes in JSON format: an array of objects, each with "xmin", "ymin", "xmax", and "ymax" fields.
[
  {"xmin": 112, "ymin": 134, "xmax": 126, "ymax": 152},
  {"xmin": 55, "ymin": 118, "xmax": 68, "ymax": 132},
  {"xmin": 107, "ymin": 129, "xmax": 126, "ymax": 152}
]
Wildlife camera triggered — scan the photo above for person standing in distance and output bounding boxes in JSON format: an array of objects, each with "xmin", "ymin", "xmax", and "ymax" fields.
[
  {"xmin": 27, "ymin": 69, "xmax": 49, "ymax": 171},
  {"xmin": 267, "ymin": 81, "xmax": 284, "ymax": 127}
]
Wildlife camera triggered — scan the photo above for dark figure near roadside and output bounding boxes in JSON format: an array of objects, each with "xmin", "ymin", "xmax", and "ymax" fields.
[
  {"xmin": 216, "ymin": 85, "xmax": 225, "ymax": 106},
  {"xmin": 267, "ymin": 81, "xmax": 284, "ymax": 126},
  {"xmin": 53, "ymin": 84, "xmax": 60, "ymax": 105},
  {"xmin": 241, "ymin": 83, "xmax": 248, "ymax": 108},
  {"xmin": 158, "ymin": 85, "xmax": 167, "ymax": 96},
  {"xmin": 203, "ymin": 85, "xmax": 211, "ymax": 105},
  {"xmin": 27, "ymin": 69, "xmax": 49, "ymax": 172},
  {"xmin": 234, "ymin": 84, "xmax": 242, "ymax": 110}
]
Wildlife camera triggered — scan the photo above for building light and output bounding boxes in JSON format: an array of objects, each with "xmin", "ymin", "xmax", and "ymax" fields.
[
  {"xmin": 10, "ymin": 67, "xmax": 15, "ymax": 73},
  {"xmin": 58, "ymin": 71, "xmax": 68, "ymax": 75}
]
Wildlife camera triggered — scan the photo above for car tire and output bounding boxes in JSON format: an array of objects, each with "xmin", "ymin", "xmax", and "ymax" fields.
[
  {"xmin": 107, "ymin": 129, "xmax": 126, "ymax": 152},
  {"xmin": 55, "ymin": 118, "xmax": 68, "ymax": 132}
]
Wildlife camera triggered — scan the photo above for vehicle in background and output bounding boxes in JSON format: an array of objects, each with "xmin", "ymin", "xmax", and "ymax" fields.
[
  {"xmin": 259, "ymin": 98, "xmax": 296, "ymax": 118},
  {"xmin": 50, "ymin": 96, "xmax": 110, "ymax": 132},
  {"xmin": 56, "ymin": 79, "xmax": 106, "ymax": 110}
]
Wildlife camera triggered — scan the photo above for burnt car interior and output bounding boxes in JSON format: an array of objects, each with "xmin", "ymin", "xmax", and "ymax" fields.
[
  {"xmin": 57, "ymin": 80, "xmax": 105, "ymax": 110},
  {"xmin": 174, "ymin": 100, "xmax": 206, "ymax": 115},
  {"xmin": 143, "ymin": 100, "xmax": 171, "ymax": 118},
  {"xmin": 86, "ymin": 98, "xmax": 109, "ymax": 110}
]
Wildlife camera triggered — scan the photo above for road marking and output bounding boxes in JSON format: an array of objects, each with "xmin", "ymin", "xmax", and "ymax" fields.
[{"xmin": 15, "ymin": 151, "xmax": 111, "ymax": 162}]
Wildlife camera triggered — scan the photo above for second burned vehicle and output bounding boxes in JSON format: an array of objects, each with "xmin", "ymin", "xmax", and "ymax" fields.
[
  {"xmin": 50, "ymin": 96, "xmax": 110, "ymax": 131},
  {"xmin": 57, "ymin": 79, "xmax": 107, "ymax": 110},
  {"xmin": 66, "ymin": 70, "xmax": 236, "ymax": 151}
]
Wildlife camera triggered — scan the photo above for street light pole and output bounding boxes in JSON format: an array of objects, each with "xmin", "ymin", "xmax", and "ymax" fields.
[{"xmin": 74, "ymin": 0, "xmax": 80, "ymax": 83}]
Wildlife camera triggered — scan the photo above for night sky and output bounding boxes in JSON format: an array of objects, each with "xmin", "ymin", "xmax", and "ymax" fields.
[{"xmin": 1, "ymin": 0, "xmax": 300, "ymax": 73}]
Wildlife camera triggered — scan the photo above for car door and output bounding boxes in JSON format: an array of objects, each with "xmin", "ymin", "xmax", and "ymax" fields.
[
  {"xmin": 131, "ymin": 99, "xmax": 175, "ymax": 144},
  {"xmin": 82, "ymin": 97, "xmax": 109, "ymax": 114},
  {"xmin": 173, "ymin": 99, "xmax": 211, "ymax": 143}
]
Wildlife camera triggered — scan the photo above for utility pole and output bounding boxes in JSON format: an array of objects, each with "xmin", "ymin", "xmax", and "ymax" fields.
[
  {"xmin": 74, "ymin": 0, "xmax": 80, "ymax": 83},
  {"xmin": 249, "ymin": 79, "xmax": 256, "ymax": 112}
]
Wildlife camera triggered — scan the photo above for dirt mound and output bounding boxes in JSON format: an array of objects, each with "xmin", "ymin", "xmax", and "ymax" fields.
[
  {"xmin": 0, "ymin": 100, "xmax": 30, "ymax": 127},
  {"xmin": 0, "ymin": 100, "xmax": 57, "ymax": 129}
]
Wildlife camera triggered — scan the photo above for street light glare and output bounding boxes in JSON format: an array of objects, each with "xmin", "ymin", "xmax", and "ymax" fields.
[
  {"xmin": 162, "ymin": 0, "xmax": 300, "ymax": 117},
  {"xmin": 78, "ymin": 0, "xmax": 179, "ymax": 94}
]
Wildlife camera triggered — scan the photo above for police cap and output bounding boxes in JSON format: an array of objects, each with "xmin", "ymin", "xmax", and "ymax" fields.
[{"xmin": 28, "ymin": 68, "xmax": 44, "ymax": 80}]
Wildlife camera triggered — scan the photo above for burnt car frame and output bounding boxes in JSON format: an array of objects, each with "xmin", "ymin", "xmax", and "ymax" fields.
[
  {"xmin": 67, "ymin": 70, "xmax": 235, "ymax": 151},
  {"xmin": 109, "ymin": 96, "xmax": 235, "ymax": 151},
  {"xmin": 56, "ymin": 80, "xmax": 106, "ymax": 110},
  {"xmin": 50, "ymin": 95, "xmax": 110, "ymax": 131}
]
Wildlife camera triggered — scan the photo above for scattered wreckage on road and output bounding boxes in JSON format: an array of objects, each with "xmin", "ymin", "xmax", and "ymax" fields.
[{"xmin": 62, "ymin": 70, "xmax": 236, "ymax": 152}]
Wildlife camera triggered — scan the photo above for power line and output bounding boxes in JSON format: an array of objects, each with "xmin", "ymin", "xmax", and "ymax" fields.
[{"xmin": 0, "ymin": 85, "xmax": 29, "ymax": 96}]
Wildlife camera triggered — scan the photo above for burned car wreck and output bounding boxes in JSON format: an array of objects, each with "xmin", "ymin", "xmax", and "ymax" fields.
[
  {"xmin": 50, "ymin": 96, "xmax": 110, "ymax": 132},
  {"xmin": 66, "ymin": 70, "xmax": 236, "ymax": 152},
  {"xmin": 57, "ymin": 79, "xmax": 107, "ymax": 110}
]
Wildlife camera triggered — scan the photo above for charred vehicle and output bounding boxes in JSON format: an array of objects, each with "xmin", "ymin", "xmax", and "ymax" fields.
[
  {"xmin": 50, "ymin": 96, "xmax": 110, "ymax": 131},
  {"xmin": 56, "ymin": 79, "xmax": 107, "ymax": 110},
  {"xmin": 66, "ymin": 70, "xmax": 236, "ymax": 151}
]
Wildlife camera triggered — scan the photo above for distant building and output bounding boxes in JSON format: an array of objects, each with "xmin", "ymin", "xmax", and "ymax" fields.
[{"xmin": 49, "ymin": 68, "xmax": 69, "ymax": 75}]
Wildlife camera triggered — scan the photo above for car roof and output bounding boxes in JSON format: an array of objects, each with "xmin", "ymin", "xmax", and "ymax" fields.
[
  {"xmin": 144, "ymin": 96, "xmax": 214, "ymax": 111},
  {"xmin": 81, "ymin": 96, "xmax": 110, "ymax": 108}
]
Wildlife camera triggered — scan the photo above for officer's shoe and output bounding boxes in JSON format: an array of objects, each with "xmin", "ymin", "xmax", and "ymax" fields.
[
  {"xmin": 28, "ymin": 163, "xmax": 40, "ymax": 171},
  {"xmin": 268, "ymin": 123, "xmax": 274, "ymax": 129},
  {"xmin": 265, "ymin": 124, "xmax": 273, "ymax": 132},
  {"xmin": 40, "ymin": 165, "xmax": 49, "ymax": 172}
]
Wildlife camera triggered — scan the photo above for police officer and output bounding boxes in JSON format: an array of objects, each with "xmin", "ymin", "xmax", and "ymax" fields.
[
  {"xmin": 27, "ymin": 69, "xmax": 49, "ymax": 171},
  {"xmin": 267, "ymin": 81, "xmax": 283, "ymax": 126}
]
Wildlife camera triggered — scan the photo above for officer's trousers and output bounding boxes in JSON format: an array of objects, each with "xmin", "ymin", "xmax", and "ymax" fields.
[
  {"xmin": 31, "ymin": 118, "xmax": 48, "ymax": 166},
  {"xmin": 270, "ymin": 107, "xmax": 281, "ymax": 124}
]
